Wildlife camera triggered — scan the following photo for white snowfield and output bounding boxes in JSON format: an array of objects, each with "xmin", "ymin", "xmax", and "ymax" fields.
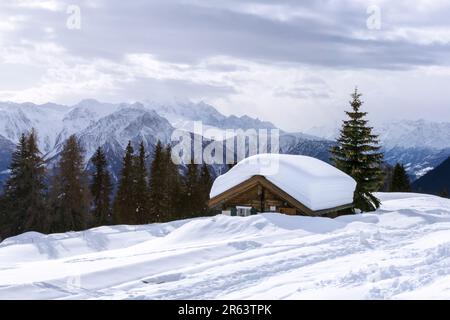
[
  {"xmin": 1, "ymin": 192, "xmax": 450, "ymax": 300},
  {"xmin": 210, "ymin": 154, "xmax": 357, "ymax": 211}
]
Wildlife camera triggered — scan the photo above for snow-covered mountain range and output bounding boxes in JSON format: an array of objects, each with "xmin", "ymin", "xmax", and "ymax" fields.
[
  {"xmin": 0, "ymin": 100, "xmax": 330, "ymax": 186},
  {"xmin": 306, "ymin": 120, "xmax": 450, "ymax": 180},
  {"xmin": 0, "ymin": 99, "xmax": 279, "ymax": 158},
  {"xmin": 0, "ymin": 99, "xmax": 449, "ymax": 186},
  {"xmin": 307, "ymin": 120, "xmax": 450, "ymax": 150}
]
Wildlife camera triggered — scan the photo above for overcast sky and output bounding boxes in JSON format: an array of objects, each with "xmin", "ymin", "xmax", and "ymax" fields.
[{"xmin": 0, "ymin": 0, "xmax": 449, "ymax": 131}]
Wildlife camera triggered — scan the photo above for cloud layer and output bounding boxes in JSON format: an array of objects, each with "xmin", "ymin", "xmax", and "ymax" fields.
[{"xmin": 1, "ymin": 0, "xmax": 450, "ymax": 131}]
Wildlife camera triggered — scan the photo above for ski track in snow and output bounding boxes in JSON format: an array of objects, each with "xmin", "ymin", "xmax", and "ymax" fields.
[{"xmin": 1, "ymin": 193, "xmax": 450, "ymax": 299}]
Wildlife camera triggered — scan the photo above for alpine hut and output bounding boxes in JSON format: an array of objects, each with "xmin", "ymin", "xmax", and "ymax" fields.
[{"xmin": 208, "ymin": 154, "xmax": 357, "ymax": 217}]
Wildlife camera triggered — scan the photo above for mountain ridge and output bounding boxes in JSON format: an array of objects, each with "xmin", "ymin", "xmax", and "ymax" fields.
[
  {"xmin": 0, "ymin": 99, "xmax": 449, "ymax": 187},
  {"xmin": 412, "ymin": 156, "xmax": 450, "ymax": 195},
  {"xmin": 306, "ymin": 119, "xmax": 450, "ymax": 180},
  {"xmin": 0, "ymin": 99, "xmax": 329, "ymax": 187}
]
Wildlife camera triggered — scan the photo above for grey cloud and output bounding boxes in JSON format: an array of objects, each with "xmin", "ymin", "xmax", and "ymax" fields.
[
  {"xmin": 99, "ymin": 77, "xmax": 237, "ymax": 103},
  {"xmin": 2, "ymin": 0, "xmax": 450, "ymax": 70},
  {"xmin": 274, "ymin": 86, "xmax": 331, "ymax": 99},
  {"xmin": 2, "ymin": 0, "xmax": 450, "ymax": 131}
]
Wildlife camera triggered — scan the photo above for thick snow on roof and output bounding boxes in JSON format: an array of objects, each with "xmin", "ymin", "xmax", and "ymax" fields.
[{"xmin": 210, "ymin": 154, "xmax": 357, "ymax": 211}]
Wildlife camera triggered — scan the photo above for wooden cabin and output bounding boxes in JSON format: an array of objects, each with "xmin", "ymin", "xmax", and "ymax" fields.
[{"xmin": 208, "ymin": 154, "xmax": 356, "ymax": 217}]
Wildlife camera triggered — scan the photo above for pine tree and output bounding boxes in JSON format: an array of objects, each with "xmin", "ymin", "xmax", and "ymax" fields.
[
  {"xmin": 182, "ymin": 160, "xmax": 201, "ymax": 218},
  {"xmin": 23, "ymin": 129, "xmax": 48, "ymax": 232},
  {"xmin": 0, "ymin": 193, "xmax": 7, "ymax": 240},
  {"xmin": 439, "ymin": 188, "xmax": 449, "ymax": 199},
  {"xmin": 2, "ymin": 129, "xmax": 47, "ymax": 237},
  {"xmin": 389, "ymin": 163, "xmax": 411, "ymax": 192},
  {"xmin": 380, "ymin": 164, "xmax": 394, "ymax": 192},
  {"xmin": 113, "ymin": 141, "xmax": 137, "ymax": 224},
  {"xmin": 90, "ymin": 147, "xmax": 112, "ymax": 226},
  {"xmin": 134, "ymin": 142, "xmax": 150, "ymax": 224},
  {"xmin": 2, "ymin": 134, "xmax": 28, "ymax": 236},
  {"xmin": 49, "ymin": 135, "xmax": 90, "ymax": 232},
  {"xmin": 198, "ymin": 163, "xmax": 213, "ymax": 216},
  {"xmin": 148, "ymin": 141, "xmax": 165, "ymax": 222},
  {"xmin": 330, "ymin": 88, "xmax": 384, "ymax": 212},
  {"xmin": 163, "ymin": 145, "xmax": 183, "ymax": 220}
]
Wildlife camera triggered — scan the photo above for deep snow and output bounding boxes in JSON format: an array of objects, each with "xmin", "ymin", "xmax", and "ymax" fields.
[{"xmin": 1, "ymin": 192, "xmax": 450, "ymax": 300}]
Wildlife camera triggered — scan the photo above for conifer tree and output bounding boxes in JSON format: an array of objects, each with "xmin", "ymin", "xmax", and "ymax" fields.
[
  {"xmin": 0, "ymin": 194, "xmax": 7, "ymax": 239},
  {"xmin": 330, "ymin": 88, "xmax": 384, "ymax": 212},
  {"xmin": 439, "ymin": 188, "xmax": 449, "ymax": 199},
  {"xmin": 133, "ymin": 142, "xmax": 150, "ymax": 224},
  {"xmin": 2, "ymin": 134, "xmax": 28, "ymax": 236},
  {"xmin": 23, "ymin": 129, "xmax": 48, "ymax": 231},
  {"xmin": 49, "ymin": 135, "xmax": 90, "ymax": 232},
  {"xmin": 182, "ymin": 160, "xmax": 201, "ymax": 217},
  {"xmin": 148, "ymin": 141, "xmax": 165, "ymax": 222},
  {"xmin": 90, "ymin": 147, "xmax": 112, "ymax": 226},
  {"xmin": 198, "ymin": 163, "xmax": 213, "ymax": 215},
  {"xmin": 380, "ymin": 164, "xmax": 394, "ymax": 192},
  {"xmin": 163, "ymin": 145, "xmax": 183, "ymax": 220},
  {"xmin": 113, "ymin": 141, "xmax": 136, "ymax": 224},
  {"xmin": 389, "ymin": 163, "xmax": 411, "ymax": 192},
  {"xmin": 2, "ymin": 129, "xmax": 47, "ymax": 237}
]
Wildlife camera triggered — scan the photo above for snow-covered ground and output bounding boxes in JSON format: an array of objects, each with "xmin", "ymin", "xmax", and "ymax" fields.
[{"xmin": 1, "ymin": 192, "xmax": 450, "ymax": 300}]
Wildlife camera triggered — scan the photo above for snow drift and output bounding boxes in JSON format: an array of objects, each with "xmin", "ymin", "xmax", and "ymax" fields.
[
  {"xmin": 1, "ymin": 192, "xmax": 450, "ymax": 299},
  {"xmin": 210, "ymin": 154, "xmax": 357, "ymax": 210}
]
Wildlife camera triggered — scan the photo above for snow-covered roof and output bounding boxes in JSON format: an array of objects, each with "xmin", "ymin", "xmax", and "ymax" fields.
[{"xmin": 210, "ymin": 154, "xmax": 357, "ymax": 211}]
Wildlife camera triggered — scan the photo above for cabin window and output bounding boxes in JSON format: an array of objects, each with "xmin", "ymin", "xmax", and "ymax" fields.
[{"xmin": 236, "ymin": 206, "xmax": 252, "ymax": 216}]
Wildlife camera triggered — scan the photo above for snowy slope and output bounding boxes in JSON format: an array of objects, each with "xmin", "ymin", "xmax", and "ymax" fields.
[
  {"xmin": 0, "ymin": 102, "xmax": 70, "ymax": 154},
  {"xmin": 0, "ymin": 100, "xmax": 122, "ymax": 157},
  {"xmin": 145, "ymin": 100, "xmax": 277, "ymax": 132},
  {"xmin": 306, "ymin": 119, "xmax": 450, "ymax": 150},
  {"xmin": 0, "ymin": 135, "xmax": 15, "ymax": 186},
  {"xmin": 1, "ymin": 193, "xmax": 450, "ymax": 299},
  {"xmin": 376, "ymin": 120, "xmax": 450, "ymax": 150}
]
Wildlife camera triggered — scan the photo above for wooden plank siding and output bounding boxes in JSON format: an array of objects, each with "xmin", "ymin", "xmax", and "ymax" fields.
[{"xmin": 208, "ymin": 175, "xmax": 353, "ymax": 216}]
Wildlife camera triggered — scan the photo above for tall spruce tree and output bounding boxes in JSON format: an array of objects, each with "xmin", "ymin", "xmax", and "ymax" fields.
[
  {"xmin": 0, "ymin": 193, "xmax": 6, "ymax": 239},
  {"xmin": 199, "ymin": 163, "xmax": 213, "ymax": 216},
  {"xmin": 134, "ymin": 142, "xmax": 150, "ymax": 224},
  {"xmin": 49, "ymin": 135, "xmax": 90, "ymax": 232},
  {"xmin": 2, "ymin": 129, "xmax": 47, "ymax": 237},
  {"xmin": 163, "ymin": 145, "xmax": 183, "ymax": 220},
  {"xmin": 1, "ymin": 134, "xmax": 28, "ymax": 237},
  {"xmin": 2, "ymin": 134, "xmax": 28, "ymax": 237},
  {"xmin": 22, "ymin": 129, "xmax": 48, "ymax": 232},
  {"xmin": 113, "ymin": 141, "xmax": 137, "ymax": 224},
  {"xmin": 380, "ymin": 164, "xmax": 394, "ymax": 192},
  {"xmin": 182, "ymin": 160, "xmax": 201, "ymax": 218},
  {"xmin": 330, "ymin": 88, "xmax": 384, "ymax": 212},
  {"xmin": 90, "ymin": 147, "xmax": 112, "ymax": 226},
  {"xmin": 148, "ymin": 141, "xmax": 165, "ymax": 222},
  {"xmin": 389, "ymin": 163, "xmax": 411, "ymax": 192}
]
